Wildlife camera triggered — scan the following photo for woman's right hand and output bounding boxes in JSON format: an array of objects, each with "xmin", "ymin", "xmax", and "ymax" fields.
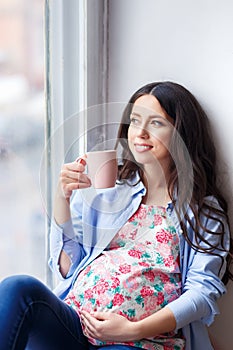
[
  {"xmin": 54, "ymin": 156, "xmax": 91, "ymax": 226},
  {"xmin": 59, "ymin": 156, "xmax": 91, "ymax": 200}
]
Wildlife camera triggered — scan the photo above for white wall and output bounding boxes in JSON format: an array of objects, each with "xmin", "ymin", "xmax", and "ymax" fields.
[{"xmin": 107, "ymin": 1, "xmax": 233, "ymax": 349}]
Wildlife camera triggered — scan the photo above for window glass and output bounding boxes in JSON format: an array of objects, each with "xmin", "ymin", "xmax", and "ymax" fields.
[{"xmin": 0, "ymin": 0, "xmax": 45, "ymax": 281}]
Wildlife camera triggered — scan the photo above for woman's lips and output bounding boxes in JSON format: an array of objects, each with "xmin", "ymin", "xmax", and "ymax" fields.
[{"xmin": 134, "ymin": 144, "xmax": 153, "ymax": 152}]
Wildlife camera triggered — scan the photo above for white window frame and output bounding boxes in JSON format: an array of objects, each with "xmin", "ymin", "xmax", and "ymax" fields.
[{"xmin": 44, "ymin": 0, "xmax": 109, "ymax": 287}]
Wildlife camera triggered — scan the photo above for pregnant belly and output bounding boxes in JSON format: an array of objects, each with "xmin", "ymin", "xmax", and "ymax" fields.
[{"xmin": 65, "ymin": 252, "xmax": 182, "ymax": 321}]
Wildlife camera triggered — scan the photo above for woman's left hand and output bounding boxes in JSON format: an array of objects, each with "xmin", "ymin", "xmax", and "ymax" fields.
[{"xmin": 80, "ymin": 310, "xmax": 139, "ymax": 342}]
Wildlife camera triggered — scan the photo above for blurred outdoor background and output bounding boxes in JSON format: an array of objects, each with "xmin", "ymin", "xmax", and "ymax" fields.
[{"xmin": 0, "ymin": 0, "xmax": 45, "ymax": 281}]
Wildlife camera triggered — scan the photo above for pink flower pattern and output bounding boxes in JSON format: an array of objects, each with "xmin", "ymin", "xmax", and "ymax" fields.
[
  {"xmin": 140, "ymin": 286, "xmax": 154, "ymax": 297},
  {"xmin": 119, "ymin": 263, "xmax": 131, "ymax": 274},
  {"xmin": 65, "ymin": 204, "xmax": 185, "ymax": 350},
  {"xmin": 156, "ymin": 229, "xmax": 173, "ymax": 244}
]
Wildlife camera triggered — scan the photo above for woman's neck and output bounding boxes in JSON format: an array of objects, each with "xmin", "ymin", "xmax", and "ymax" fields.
[{"xmin": 141, "ymin": 164, "xmax": 171, "ymax": 206}]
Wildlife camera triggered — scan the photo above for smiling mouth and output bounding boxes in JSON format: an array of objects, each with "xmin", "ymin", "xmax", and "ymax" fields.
[{"xmin": 134, "ymin": 144, "xmax": 153, "ymax": 152}]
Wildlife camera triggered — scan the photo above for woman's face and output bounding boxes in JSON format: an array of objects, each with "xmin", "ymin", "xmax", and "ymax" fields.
[{"xmin": 128, "ymin": 94, "xmax": 174, "ymax": 168}]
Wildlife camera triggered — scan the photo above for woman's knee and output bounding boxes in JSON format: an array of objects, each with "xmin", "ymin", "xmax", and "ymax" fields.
[{"xmin": 0, "ymin": 275, "xmax": 46, "ymax": 301}]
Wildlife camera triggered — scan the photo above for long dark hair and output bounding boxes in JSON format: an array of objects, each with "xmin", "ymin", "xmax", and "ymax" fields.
[{"xmin": 115, "ymin": 81, "xmax": 232, "ymax": 283}]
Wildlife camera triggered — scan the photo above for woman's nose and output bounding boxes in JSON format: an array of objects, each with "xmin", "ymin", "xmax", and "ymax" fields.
[{"xmin": 136, "ymin": 125, "xmax": 149, "ymax": 138}]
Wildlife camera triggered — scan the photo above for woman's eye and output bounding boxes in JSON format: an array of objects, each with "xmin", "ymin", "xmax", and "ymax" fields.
[
  {"xmin": 151, "ymin": 120, "xmax": 163, "ymax": 127},
  {"xmin": 130, "ymin": 117, "xmax": 140, "ymax": 125}
]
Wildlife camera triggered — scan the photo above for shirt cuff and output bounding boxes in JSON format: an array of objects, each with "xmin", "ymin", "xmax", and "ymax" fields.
[
  {"xmin": 49, "ymin": 219, "xmax": 64, "ymax": 279},
  {"xmin": 166, "ymin": 289, "xmax": 214, "ymax": 331}
]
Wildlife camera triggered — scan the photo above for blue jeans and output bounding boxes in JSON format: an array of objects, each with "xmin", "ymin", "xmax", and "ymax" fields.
[{"xmin": 0, "ymin": 275, "xmax": 139, "ymax": 350}]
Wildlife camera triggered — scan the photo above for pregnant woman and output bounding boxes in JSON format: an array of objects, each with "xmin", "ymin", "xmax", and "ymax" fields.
[{"xmin": 0, "ymin": 81, "xmax": 231, "ymax": 350}]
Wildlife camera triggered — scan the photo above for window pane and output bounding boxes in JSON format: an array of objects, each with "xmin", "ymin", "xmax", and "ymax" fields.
[{"xmin": 0, "ymin": 0, "xmax": 45, "ymax": 281}]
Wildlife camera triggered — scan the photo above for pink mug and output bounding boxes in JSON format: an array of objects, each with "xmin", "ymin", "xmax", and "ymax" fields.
[{"xmin": 86, "ymin": 150, "xmax": 117, "ymax": 189}]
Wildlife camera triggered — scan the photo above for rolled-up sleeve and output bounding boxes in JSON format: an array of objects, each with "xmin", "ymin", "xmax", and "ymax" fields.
[
  {"xmin": 167, "ymin": 252, "xmax": 227, "ymax": 330},
  {"xmin": 49, "ymin": 218, "xmax": 84, "ymax": 280},
  {"xmin": 168, "ymin": 206, "xmax": 230, "ymax": 331}
]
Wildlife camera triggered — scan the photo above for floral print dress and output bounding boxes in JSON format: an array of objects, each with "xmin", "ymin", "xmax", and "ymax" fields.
[{"xmin": 65, "ymin": 204, "xmax": 185, "ymax": 349}]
